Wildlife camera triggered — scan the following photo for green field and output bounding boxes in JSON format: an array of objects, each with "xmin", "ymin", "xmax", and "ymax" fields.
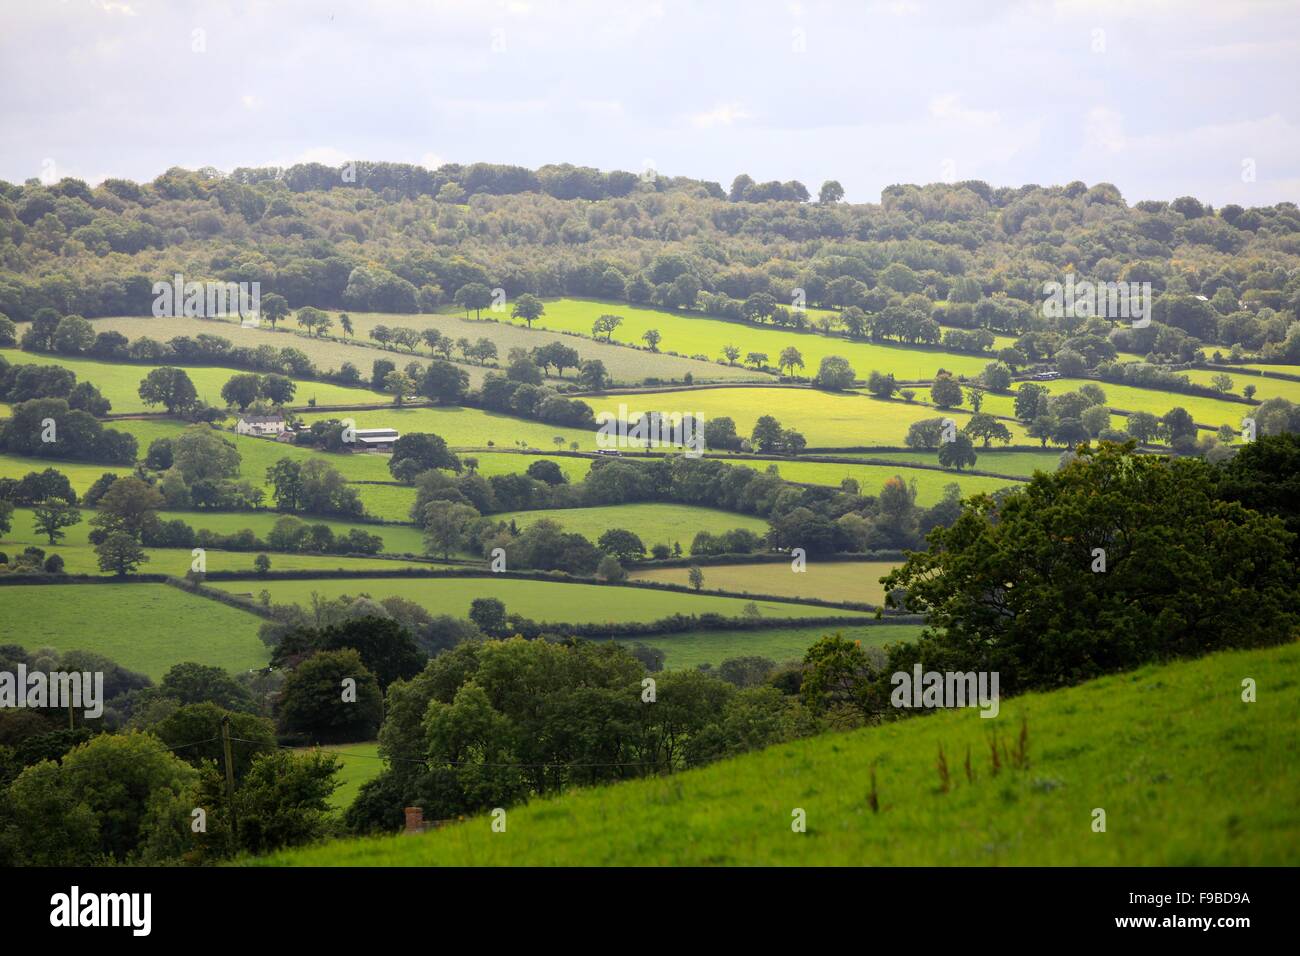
[
  {"xmin": 630, "ymin": 622, "xmax": 925, "ymax": 670},
  {"xmin": 209, "ymin": 576, "xmax": 861, "ymax": 624},
  {"xmin": 0, "ymin": 583, "xmax": 268, "ymax": 679},
  {"xmin": 103, "ymin": 419, "xmax": 414, "ymax": 521},
  {"xmin": 48, "ymin": 316, "xmax": 491, "ymax": 387},
  {"xmin": 1029, "ymin": 378, "xmax": 1250, "ymax": 430},
  {"xmin": 769, "ymin": 459, "xmax": 1022, "ymax": 503},
  {"xmin": 299, "ymin": 405, "xmax": 596, "ymax": 452},
  {"xmin": 500, "ymin": 298, "xmax": 1014, "ymax": 380},
  {"xmin": 835, "ymin": 449, "xmax": 1064, "ymax": 478},
  {"xmin": 1182, "ymin": 367, "xmax": 1300, "ymax": 404},
  {"xmin": 631, "ymin": 560, "xmax": 899, "ymax": 605},
  {"xmin": 493, "ymin": 502, "xmax": 768, "ymax": 545},
  {"xmin": 341, "ymin": 311, "xmax": 765, "ymax": 385},
  {"xmin": 0, "ymin": 453, "xmax": 133, "ymax": 495},
  {"xmin": 296, "ymin": 741, "xmax": 384, "ymax": 811},
  {"xmin": 2, "ymin": 506, "xmax": 429, "ymax": 561},
  {"xmin": 256, "ymin": 641, "xmax": 1300, "ymax": 865},
  {"xmin": 0, "ymin": 347, "xmax": 387, "ymax": 413},
  {"xmin": 467, "ymin": 452, "xmax": 591, "ymax": 482},
  {"xmin": 585, "ymin": 387, "xmax": 1031, "ymax": 448}
]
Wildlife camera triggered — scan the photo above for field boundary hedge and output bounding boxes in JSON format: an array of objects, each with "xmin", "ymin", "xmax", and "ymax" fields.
[{"xmin": 193, "ymin": 565, "xmax": 890, "ymax": 612}]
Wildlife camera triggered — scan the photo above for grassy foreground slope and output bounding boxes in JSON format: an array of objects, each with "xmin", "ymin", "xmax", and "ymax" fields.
[{"xmin": 257, "ymin": 641, "xmax": 1300, "ymax": 865}]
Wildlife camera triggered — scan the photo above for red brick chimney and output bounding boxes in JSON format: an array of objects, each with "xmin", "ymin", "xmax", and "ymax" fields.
[{"xmin": 403, "ymin": 806, "xmax": 425, "ymax": 834}]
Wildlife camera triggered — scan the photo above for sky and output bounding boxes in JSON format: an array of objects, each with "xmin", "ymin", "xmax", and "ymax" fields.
[{"xmin": 1, "ymin": 0, "xmax": 1298, "ymax": 207}]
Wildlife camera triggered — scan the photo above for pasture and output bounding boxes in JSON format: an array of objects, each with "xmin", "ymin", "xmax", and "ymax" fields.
[
  {"xmin": 628, "ymin": 622, "xmax": 924, "ymax": 670},
  {"xmin": 297, "ymin": 404, "xmax": 596, "ymax": 451},
  {"xmin": 0, "ymin": 347, "xmax": 385, "ymax": 414},
  {"xmin": 0, "ymin": 583, "xmax": 268, "ymax": 679},
  {"xmin": 341, "ymin": 310, "xmax": 765, "ymax": 385},
  {"xmin": 630, "ymin": 560, "xmax": 900, "ymax": 605},
  {"xmin": 209, "ymin": 576, "xmax": 862, "ymax": 624},
  {"xmin": 500, "ymin": 298, "xmax": 1015, "ymax": 380},
  {"xmin": 51, "ymin": 316, "xmax": 488, "ymax": 387},
  {"xmin": 491, "ymin": 502, "xmax": 769, "ymax": 544},
  {"xmin": 768, "ymin": 459, "xmax": 1021, "ymax": 502},
  {"xmin": 631, "ymin": 561, "xmax": 899, "ymax": 606}
]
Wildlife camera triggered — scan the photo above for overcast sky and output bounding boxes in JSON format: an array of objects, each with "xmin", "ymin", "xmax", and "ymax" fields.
[{"xmin": 2, "ymin": 0, "xmax": 1298, "ymax": 206}]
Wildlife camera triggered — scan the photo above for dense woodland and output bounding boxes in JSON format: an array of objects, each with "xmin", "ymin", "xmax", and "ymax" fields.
[{"xmin": 2, "ymin": 162, "xmax": 1299, "ymax": 366}]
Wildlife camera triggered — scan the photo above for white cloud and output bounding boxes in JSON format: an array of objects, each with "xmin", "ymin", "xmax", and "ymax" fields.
[
  {"xmin": 929, "ymin": 94, "xmax": 1000, "ymax": 128},
  {"xmin": 690, "ymin": 104, "xmax": 753, "ymax": 129}
]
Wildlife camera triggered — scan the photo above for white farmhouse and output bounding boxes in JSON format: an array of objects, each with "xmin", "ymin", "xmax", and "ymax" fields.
[{"xmin": 236, "ymin": 414, "xmax": 287, "ymax": 437}]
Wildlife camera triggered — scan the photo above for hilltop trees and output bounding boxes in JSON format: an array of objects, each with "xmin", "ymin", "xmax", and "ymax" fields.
[{"xmin": 882, "ymin": 442, "xmax": 1300, "ymax": 694}]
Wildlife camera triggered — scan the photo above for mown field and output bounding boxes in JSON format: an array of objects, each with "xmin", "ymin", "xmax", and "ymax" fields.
[
  {"xmin": 630, "ymin": 560, "xmax": 900, "ymax": 605},
  {"xmin": 0, "ymin": 347, "xmax": 386, "ymax": 414},
  {"xmin": 0, "ymin": 583, "xmax": 268, "ymax": 679},
  {"xmin": 492, "ymin": 502, "xmax": 768, "ymax": 545},
  {"xmin": 256, "ymin": 641, "xmax": 1300, "ymax": 865},
  {"xmin": 628, "ymin": 622, "xmax": 924, "ymax": 670},
  {"xmin": 585, "ymin": 387, "xmax": 1031, "ymax": 448},
  {"xmin": 499, "ymin": 298, "xmax": 1016, "ymax": 380},
  {"xmin": 209, "ymin": 576, "xmax": 861, "ymax": 624}
]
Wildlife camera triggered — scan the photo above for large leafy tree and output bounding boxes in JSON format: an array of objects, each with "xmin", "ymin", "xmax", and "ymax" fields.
[
  {"xmin": 511, "ymin": 293, "xmax": 544, "ymax": 328},
  {"xmin": 278, "ymin": 649, "xmax": 384, "ymax": 743},
  {"xmin": 90, "ymin": 475, "xmax": 164, "ymax": 538},
  {"xmin": 389, "ymin": 432, "xmax": 461, "ymax": 480},
  {"xmin": 138, "ymin": 366, "xmax": 198, "ymax": 413},
  {"xmin": 95, "ymin": 531, "xmax": 148, "ymax": 575},
  {"xmin": 882, "ymin": 442, "xmax": 1299, "ymax": 694},
  {"xmin": 31, "ymin": 499, "xmax": 81, "ymax": 543}
]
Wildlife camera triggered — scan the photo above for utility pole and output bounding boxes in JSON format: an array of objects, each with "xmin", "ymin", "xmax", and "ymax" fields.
[{"xmin": 220, "ymin": 715, "xmax": 239, "ymax": 848}]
